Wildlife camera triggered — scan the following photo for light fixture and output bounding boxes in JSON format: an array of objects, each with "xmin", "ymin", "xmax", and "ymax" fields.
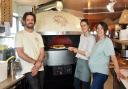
[
  {"xmin": 35, "ymin": 1, "xmax": 63, "ymax": 12},
  {"xmin": 87, "ymin": 0, "xmax": 91, "ymax": 9},
  {"xmin": 106, "ymin": 0, "xmax": 117, "ymax": 12},
  {"xmin": 119, "ymin": 9, "xmax": 128, "ymax": 24},
  {"xmin": 56, "ymin": 1, "xmax": 63, "ymax": 11},
  {"xmin": 119, "ymin": 9, "xmax": 128, "ymax": 40}
]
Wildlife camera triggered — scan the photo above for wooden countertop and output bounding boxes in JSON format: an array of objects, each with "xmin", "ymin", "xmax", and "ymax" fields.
[
  {"xmin": 120, "ymin": 69, "xmax": 128, "ymax": 89},
  {"xmin": 110, "ymin": 57, "xmax": 128, "ymax": 69},
  {"xmin": 110, "ymin": 57, "xmax": 128, "ymax": 89},
  {"xmin": 0, "ymin": 75, "xmax": 24, "ymax": 89},
  {"xmin": 112, "ymin": 39, "xmax": 128, "ymax": 46},
  {"xmin": 0, "ymin": 56, "xmax": 127, "ymax": 89}
]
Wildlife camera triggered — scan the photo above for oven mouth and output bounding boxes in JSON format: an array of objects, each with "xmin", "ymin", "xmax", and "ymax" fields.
[{"xmin": 48, "ymin": 35, "xmax": 74, "ymax": 49}]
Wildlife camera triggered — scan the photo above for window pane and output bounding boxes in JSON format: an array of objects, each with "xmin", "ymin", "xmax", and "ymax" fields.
[
  {"xmin": 10, "ymin": 17, "xmax": 17, "ymax": 33},
  {"xmin": 19, "ymin": 19, "xmax": 24, "ymax": 31}
]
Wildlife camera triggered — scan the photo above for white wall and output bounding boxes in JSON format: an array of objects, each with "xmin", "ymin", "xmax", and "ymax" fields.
[{"xmin": 13, "ymin": 1, "xmax": 32, "ymax": 17}]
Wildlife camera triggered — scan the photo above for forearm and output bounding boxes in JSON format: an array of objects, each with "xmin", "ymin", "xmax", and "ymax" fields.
[
  {"xmin": 111, "ymin": 55, "xmax": 126, "ymax": 80},
  {"xmin": 111, "ymin": 55, "xmax": 120, "ymax": 73},
  {"xmin": 37, "ymin": 53, "xmax": 45, "ymax": 62},
  {"xmin": 76, "ymin": 49, "xmax": 90, "ymax": 57},
  {"xmin": 69, "ymin": 47, "xmax": 90, "ymax": 57},
  {"xmin": 77, "ymin": 49, "xmax": 86, "ymax": 56},
  {"xmin": 16, "ymin": 48, "xmax": 36, "ymax": 64},
  {"xmin": 18, "ymin": 52, "xmax": 35, "ymax": 64},
  {"xmin": 37, "ymin": 48, "xmax": 45, "ymax": 62},
  {"xmin": 34, "ymin": 48, "xmax": 45, "ymax": 70}
]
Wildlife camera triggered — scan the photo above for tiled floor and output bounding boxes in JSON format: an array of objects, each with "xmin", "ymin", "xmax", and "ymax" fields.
[{"xmin": 104, "ymin": 72, "xmax": 113, "ymax": 89}]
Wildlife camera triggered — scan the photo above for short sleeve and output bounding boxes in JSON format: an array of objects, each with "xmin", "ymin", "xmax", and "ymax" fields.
[
  {"xmin": 104, "ymin": 38, "xmax": 115, "ymax": 56},
  {"xmin": 15, "ymin": 32, "xmax": 23, "ymax": 48},
  {"xmin": 38, "ymin": 34, "xmax": 44, "ymax": 48}
]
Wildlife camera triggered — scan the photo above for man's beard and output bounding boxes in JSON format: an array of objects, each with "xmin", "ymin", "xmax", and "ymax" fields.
[{"xmin": 25, "ymin": 23, "xmax": 34, "ymax": 29}]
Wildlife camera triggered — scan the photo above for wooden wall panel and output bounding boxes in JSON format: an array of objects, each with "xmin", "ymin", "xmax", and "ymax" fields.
[{"xmin": 1, "ymin": 0, "xmax": 12, "ymax": 24}]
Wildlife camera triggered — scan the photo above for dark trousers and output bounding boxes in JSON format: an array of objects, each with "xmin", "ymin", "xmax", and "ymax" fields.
[
  {"xmin": 90, "ymin": 73, "xmax": 108, "ymax": 89},
  {"xmin": 74, "ymin": 77, "xmax": 90, "ymax": 89},
  {"xmin": 25, "ymin": 71, "xmax": 44, "ymax": 89}
]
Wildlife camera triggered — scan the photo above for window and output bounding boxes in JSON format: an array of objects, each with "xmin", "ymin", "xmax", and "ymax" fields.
[
  {"xmin": 10, "ymin": 16, "xmax": 17, "ymax": 34},
  {"xmin": 18, "ymin": 18, "xmax": 24, "ymax": 31}
]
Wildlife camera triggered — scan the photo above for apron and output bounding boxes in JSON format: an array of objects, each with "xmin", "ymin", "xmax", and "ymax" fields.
[{"xmin": 74, "ymin": 58, "xmax": 91, "ymax": 82}]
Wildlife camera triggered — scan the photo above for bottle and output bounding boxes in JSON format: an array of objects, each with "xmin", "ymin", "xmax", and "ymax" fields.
[
  {"xmin": 126, "ymin": 25, "xmax": 128, "ymax": 30},
  {"xmin": 10, "ymin": 60, "xmax": 15, "ymax": 78}
]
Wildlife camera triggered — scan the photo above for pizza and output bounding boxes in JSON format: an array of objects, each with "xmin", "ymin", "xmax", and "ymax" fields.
[{"xmin": 52, "ymin": 45, "xmax": 66, "ymax": 49}]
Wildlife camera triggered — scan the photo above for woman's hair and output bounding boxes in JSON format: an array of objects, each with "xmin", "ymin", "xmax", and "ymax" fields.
[
  {"xmin": 97, "ymin": 22, "xmax": 108, "ymax": 34},
  {"xmin": 80, "ymin": 19, "xmax": 89, "ymax": 25},
  {"xmin": 22, "ymin": 12, "xmax": 36, "ymax": 24}
]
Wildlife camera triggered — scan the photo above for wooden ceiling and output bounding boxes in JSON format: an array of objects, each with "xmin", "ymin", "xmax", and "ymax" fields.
[
  {"xmin": 62, "ymin": 0, "xmax": 128, "ymax": 24},
  {"xmin": 14, "ymin": 0, "xmax": 128, "ymax": 24}
]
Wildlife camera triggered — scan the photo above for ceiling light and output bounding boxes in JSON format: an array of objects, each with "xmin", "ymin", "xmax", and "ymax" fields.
[
  {"xmin": 119, "ymin": 9, "xmax": 128, "ymax": 24},
  {"xmin": 106, "ymin": 0, "xmax": 117, "ymax": 12},
  {"xmin": 56, "ymin": 1, "xmax": 63, "ymax": 11}
]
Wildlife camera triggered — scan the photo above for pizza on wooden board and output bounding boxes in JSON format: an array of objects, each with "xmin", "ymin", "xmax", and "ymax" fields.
[{"xmin": 52, "ymin": 45, "xmax": 66, "ymax": 49}]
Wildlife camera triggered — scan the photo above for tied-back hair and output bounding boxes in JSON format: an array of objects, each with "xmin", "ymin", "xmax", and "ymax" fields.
[
  {"xmin": 80, "ymin": 19, "xmax": 91, "ymax": 31},
  {"xmin": 80, "ymin": 19, "xmax": 89, "ymax": 25}
]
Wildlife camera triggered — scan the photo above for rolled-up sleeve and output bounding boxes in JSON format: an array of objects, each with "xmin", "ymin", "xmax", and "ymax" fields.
[
  {"xmin": 38, "ymin": 35, "xmax": 44, "ymax": 48},
  {"xmin": 86, "ymin": 36, "xmax": 96, "ymax": 57}
]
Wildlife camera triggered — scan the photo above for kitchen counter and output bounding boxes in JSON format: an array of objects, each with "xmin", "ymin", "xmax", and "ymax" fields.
[
  {"xmin": 110, "ymin": 57, "xmax": 128, "ymax": 69},
  {"xmin": 120, "ymin": 69, "xmax": 128, "ymax": 89},
  {"xmin": 110, "ymin": 57, "xmax": 128, "ymax": 89},
  {"xmin": 112, "ymin": 39, "xmax": 128, "ymax": 49},
  {"xmin": 112, "ymin": 39, "xmax": 128, "ymax": 46},
  {"xmin": 0, "ymin": 56, "xmax": 127, "ymax": 89},
  {"xmin": 0, "ymin": 74, "xmax": 24, "ymax": 89},
  {"xmin": 111, "ymin": 39, "xmax": 128, "ymax": 88}
]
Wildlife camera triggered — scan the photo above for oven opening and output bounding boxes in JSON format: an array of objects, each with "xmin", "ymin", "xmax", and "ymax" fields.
[{"xmin": 42, "ymin": 35, "xmax": 80, "ymax": 50}]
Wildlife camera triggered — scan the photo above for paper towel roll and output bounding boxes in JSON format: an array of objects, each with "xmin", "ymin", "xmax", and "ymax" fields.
[
  {"xmin": 0, "ymin": 61, "xmax": 7, "ymax": 83},
  {"xmin": 119, "ymin": 30, "xmax": 128, "ymax": 40}
]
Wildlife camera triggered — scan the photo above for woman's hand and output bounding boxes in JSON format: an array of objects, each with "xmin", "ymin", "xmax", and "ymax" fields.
[
  {"xmin": 73, "ymin": 48, "xmax": 78, "ymax": 53},
  {"xmin": 111, "ymin": 55, "xmax": 126, "ymax": 80},
  {"xmin": 68, "ymin": 47, "xmax": 75, "ymax": 51},
  {"xmin": 68, "ymin": 47, "xmax": 78, "ymax": 53},
  {"xmin": 116, "ymin": 70, "xmax": 126, "ymax": 81}
]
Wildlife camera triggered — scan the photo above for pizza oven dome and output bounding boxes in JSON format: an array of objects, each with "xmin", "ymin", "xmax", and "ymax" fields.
[{"xmin": 35, "ymin": 11, "xmax": 81, "ymax": 33}]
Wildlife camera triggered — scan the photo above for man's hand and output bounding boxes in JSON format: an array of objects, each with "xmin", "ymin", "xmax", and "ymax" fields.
[
  {"xmin": 34, "ymin": 60, "xmax": 42, "ymax": 69},
  {"xmin": 31, "ymin": 66, "xmax": 38, "ymax": 76},
  {"xmin": 31, "ymin": 61, "xmax": 43, "ymax": 76}
]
